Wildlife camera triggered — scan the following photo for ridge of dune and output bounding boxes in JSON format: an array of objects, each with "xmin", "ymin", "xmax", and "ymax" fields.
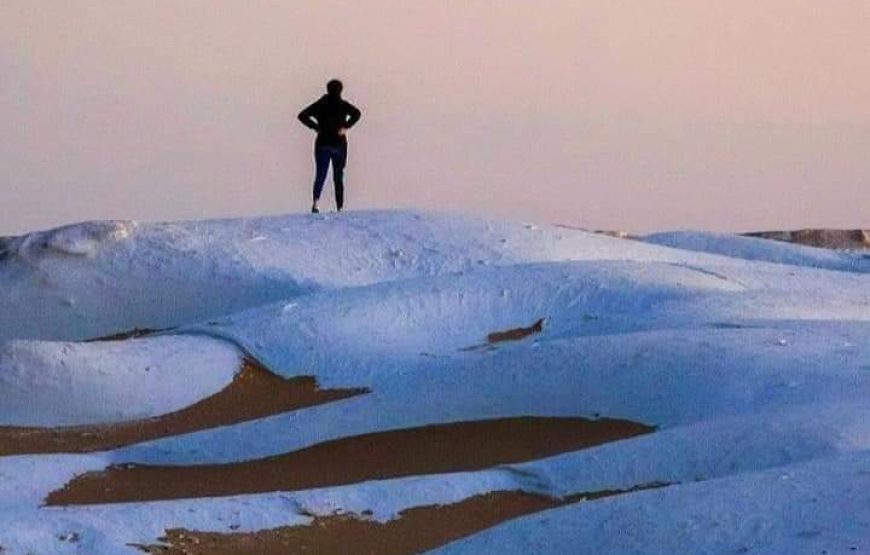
[
  {"xmin": 0, "ymin": 358, "xmax": 367, "ymax": 456},
  {"xmin": 5, "ymin": 210, "xmax": 865, "ymax": 343},
  {"xmin": 0, "ymin": 336, "xmax": 240, "ymax": 427}
]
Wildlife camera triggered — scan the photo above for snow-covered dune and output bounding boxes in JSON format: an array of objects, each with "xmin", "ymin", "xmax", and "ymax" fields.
[
  {"xmin": 0, "ymin": 211, "xmax": 867, "ymax": 554},
  {"xmin": 433, "ymin": 450, "xmax": 870, "ymax": 555},
  {"xmin": 0, "ymin": 336, "xmax": 239, "ymax": 426},
  {"xmin": 0, "ymin": 211, "xmax": 697, "ymax": 342},
  {"xmin": 641, "ymin": 230, "xmax": 869, "ymax": 272},
  {"xmin": 8, "ymin": 210, "xmax": 865, "ymax": 342}
]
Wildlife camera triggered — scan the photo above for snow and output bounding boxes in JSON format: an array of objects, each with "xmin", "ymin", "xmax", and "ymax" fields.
[
  {"xmin": 5, "ymin": 221, "xmax": 136, "ymax": 258},
  {"xmin": 432, "ymin": 451, "xmax": 870, "ymax": 555},
  {"xmin": 181, "ymin": 259, "xmax": 867, "ymax": 379},
  {"xmin": 0, "ymin": 467, "xmax": 549, "ymax": 554},
  {"xmin": 642, "ymin": 230, "xmax": 870, "ymax": 273},
  {"xmin": 0, "ymin": 336, "xmax": 240, "ymax": 426},
  {"xmin": 0, "ymin": 210, "xmax": 868, "ymax": 554},
  {"xmin": 112, "ymin": 323, "xmax": 870, "ymax": 466},
  {"xmin": 7, "ymin": 210, "xmax": 851, "ymax": 342}
]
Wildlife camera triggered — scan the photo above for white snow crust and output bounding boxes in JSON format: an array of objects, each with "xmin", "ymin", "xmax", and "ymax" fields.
[
  {"xmin": 0, "ymin": 210, "xmax": 867, "ymax": 554},
  {"xmin": 642, "ymin": 230, "xmax": 870, "ymax": 272},
  {"xmin": 0, "ymin": 336, "xmax": 240, "ymax": 426}
]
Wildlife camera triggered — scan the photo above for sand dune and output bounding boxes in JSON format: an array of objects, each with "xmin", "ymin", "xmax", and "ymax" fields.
[
  {"xmin": 47, "ymin": 416, "xmax": 654, "ymax": 506},
  {"xmin": 132, "ymin": 491, "xmax": 557, "ymax": 555},
  {"xmin": 133, "ymin": 484, "xmax": 667, "ymax": 555},
  {"xmin": 1, "ymin": 212, "xmax": 867, "ymax": 554},
  {"xmin": 0, "ymin": 359, "xmax": 366, "ymax": 456}
]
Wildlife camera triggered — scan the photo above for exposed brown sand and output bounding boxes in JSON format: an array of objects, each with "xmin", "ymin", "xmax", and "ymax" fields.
[
  {"xmin": 47, "ymin": 416, "xmax": 654, "ymax": 506},
  {"xmin": 0, "ymin": 359, "xmax": 367, "ymax": 456},
  {"xmin": 486, "ymin": 318, "xmax": 545, "ymax": 344},
  {"xmin": 132, "ymin": 491, "xmax": 555, "ymax": 555},
  {"xmin": 85, "ymin": 328, "xmax": 167, "ymax": 342},
  {"xmin": 131, "ymin": 483, "xmax": 668, "ymax": 555},
  {"xmin": 554, "ymin": 224, "xmax": 634, "ymax": 240}
]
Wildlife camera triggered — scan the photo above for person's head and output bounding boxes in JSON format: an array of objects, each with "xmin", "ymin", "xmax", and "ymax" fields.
[{"xmin": 326, "ymin": 79, "xmax": 343, "ymax": 97}]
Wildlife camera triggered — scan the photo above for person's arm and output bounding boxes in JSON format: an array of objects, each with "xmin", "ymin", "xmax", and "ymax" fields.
[
  {"xmin": 344, "ymin": 101, "xmax": 362, "ymax": 129},
  {"xmin": 297, "ymin": 100, "xmax": 321, "ymax": 131}
]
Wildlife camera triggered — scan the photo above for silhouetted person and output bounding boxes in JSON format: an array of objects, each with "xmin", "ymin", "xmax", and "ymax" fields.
[{"xmin": 298, "ymin": 79, "xmax": 362, "ymax": 213}]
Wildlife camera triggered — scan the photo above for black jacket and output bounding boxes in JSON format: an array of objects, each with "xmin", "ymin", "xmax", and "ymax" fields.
[{"xmin": 298, "ymin": 94, "xmax": 362, "ymax": 148}]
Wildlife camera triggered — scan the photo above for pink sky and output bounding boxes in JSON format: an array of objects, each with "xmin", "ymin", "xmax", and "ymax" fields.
[{"xmin": 2, "ymin": 1, "xmax": 868, "ymax": 234}]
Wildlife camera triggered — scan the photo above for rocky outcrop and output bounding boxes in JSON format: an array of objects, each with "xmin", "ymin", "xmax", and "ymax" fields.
[{"xmin": 744, "ymin": 229, "xmax": 869, "ymax": 250}]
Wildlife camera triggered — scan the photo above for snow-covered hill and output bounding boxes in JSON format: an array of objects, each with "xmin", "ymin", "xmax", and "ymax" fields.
[{"xmin": 0, "ymin": 211, "xmax": 867, "ymax": 554}]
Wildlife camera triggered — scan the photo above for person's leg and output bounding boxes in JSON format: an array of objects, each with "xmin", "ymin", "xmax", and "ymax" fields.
[
  {"xmin": 312, "ymin": 146, "xmax": 331, "ymax": 212},
  {"xmin": 331, "ymin": 145, "xmax": 348, "ymax": 211}
]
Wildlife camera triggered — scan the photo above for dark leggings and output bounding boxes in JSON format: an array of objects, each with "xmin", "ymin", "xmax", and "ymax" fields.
[{"xmin": 313, "ymin": 145, "xmax": 347, "ymax": 209}]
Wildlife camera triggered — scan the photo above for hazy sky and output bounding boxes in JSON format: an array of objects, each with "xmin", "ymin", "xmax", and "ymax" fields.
[{"xmin": 2, "ymin": 1, "xmax": 868, "ymax": 234}]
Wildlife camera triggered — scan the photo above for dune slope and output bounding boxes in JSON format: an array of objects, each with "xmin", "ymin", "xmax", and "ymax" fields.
[{"xmin": 0, "ymin": 211, "xmax": 867, "ymax": 554}]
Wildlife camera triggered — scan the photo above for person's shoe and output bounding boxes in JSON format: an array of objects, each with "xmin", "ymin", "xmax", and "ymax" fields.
[{"xmin": 311, "ymin": 203, "xmax": 320, "ymax": 214}]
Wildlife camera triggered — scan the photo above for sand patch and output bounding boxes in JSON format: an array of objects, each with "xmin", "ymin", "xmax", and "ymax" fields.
[
  {"xmin": 0, "ymin": 359, "xmax": 367, "ymax": 456},
  {"xmin": 463, "ymin": 318, "xmax": 546, "ymax": 351},
  {"xmin": 554, "ymin": 224, "xmax": 634, "ymax": 239},
  {"xmin": 85, "ymin": 328, "xmax": 167, "ymax": 342},
  {"xmin": 47, "ymin": 416, "xmax": 653, "ymax": 506},
  {"xmin": 132, "ymin": 483, "xmax": 668, "ymax": 555},
  {"xmin": 487, "ymin": 318, "xmax": 545, "ymax": 344}
]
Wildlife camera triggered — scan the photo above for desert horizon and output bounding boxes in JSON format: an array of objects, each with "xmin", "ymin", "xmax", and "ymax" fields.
[{"xmin": 3, "ymin": 1, "xmax": 869, "ymax": 234}]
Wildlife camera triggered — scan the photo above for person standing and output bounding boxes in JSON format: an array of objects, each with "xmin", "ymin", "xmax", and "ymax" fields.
[{"xmin": 298, "ymin": 79, "xmax": 362, "ymax": 213}]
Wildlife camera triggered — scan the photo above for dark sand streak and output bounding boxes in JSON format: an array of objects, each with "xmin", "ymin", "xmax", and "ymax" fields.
[
  {"xmin": 46, "ymin": 416, "xmax": 654, "ymax": 506},
  {"xmin": 0, "ymin": 359, "xmax": 367, "ymax": 456},
  {"xmin": 132, "ymin": 483, "xmax": 669, "ymax": 555},
  {"xmin": 462, "ymin": 318, "xmax": 547, "ymax": 351},
  {"xmin": 487, "ymin": 318, "xmax": 545, "ymax": 344},
  {"xmin": 85, "ymin": 328, "xmax": 168, "ymax": 342}
]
